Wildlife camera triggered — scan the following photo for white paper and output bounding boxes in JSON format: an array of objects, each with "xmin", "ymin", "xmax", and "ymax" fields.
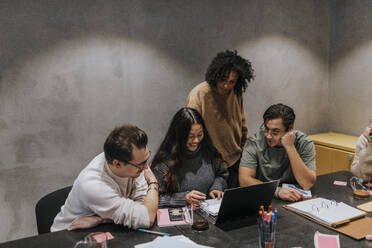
[
  {"xmin": 134, "ymin": 235, "xmax": 213, "ymax": 248},
  {"xmin": 200, "ymin": 198, "xmax": 222, "ymax": 216},
  {"xmin": 287, "ymin": 197, "xmax": 366, "ymax": 226}
]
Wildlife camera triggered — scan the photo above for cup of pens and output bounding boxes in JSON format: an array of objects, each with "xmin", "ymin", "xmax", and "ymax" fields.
[{"xmin": 258, "ymin": 205, "xmax": 278, "ymax": 248}]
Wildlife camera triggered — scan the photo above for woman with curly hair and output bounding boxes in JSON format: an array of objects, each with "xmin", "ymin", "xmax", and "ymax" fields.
[
  {"xmin": 151, "ymin": 107, "xmax": 228, "ymax": 207},
  {"xmin": 187, "ymin": 50, "xmax": 254, "ymax": 188}
]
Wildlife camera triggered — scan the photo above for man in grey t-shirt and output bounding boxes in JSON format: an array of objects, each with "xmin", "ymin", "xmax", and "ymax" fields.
[{"xmin": 239, "ymin": 104, "xmax": 316, "ymax": 202}]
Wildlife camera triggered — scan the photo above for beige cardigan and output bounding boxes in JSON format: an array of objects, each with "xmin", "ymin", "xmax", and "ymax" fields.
[
  {"xmin": 351, "ymin": 134, "xmax": 372, "ymax": 180},
  {"xmin": 187, "ymin": 82, "xmax": 248, "ymax": 167}
]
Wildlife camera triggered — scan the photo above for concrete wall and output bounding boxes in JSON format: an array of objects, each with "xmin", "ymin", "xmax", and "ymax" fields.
[
  {"xmin": 0, "ymin": 0, "xmax": 331, "ymax": 242},
  {"xmin": 329, "ymin": 0, "xmax": 372, "ymax": 136}
]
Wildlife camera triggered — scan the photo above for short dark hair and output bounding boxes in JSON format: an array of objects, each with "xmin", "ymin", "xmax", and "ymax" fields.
[
  {"xmin": 205, "ymin": 50, "xmax": 254, "ymax": 96},
  {"xmin": 263, "ymin": 104, "xmax": 296, "ymax": 131},
  {"xmin": 103, "ymin": 125, "xmax": 148, "ymax": 164}
]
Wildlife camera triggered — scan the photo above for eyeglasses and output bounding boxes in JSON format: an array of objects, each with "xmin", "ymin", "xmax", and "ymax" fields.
[
  {"xmin": 260, "ymin": 125, "xmax": 282, "ymax": 137},
  {"xmin": 126, "ymin": 151, "xmax": 151, "ymax": 170}
]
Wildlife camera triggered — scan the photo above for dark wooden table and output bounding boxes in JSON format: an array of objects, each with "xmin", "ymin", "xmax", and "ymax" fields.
[
  {"xmin": 222, "ymin": 170, "xmax": 372, "ymax": 247},
  {"xmin": 1, "ymin": 171, "xmax": 371, "ymax": 247}
]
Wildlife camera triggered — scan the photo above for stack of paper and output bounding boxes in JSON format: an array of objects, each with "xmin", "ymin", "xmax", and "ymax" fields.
[
  {"xmin": 135, "ymin": 235, "xmax": 213, "ymax": 248},
  {"xmin": 200, "ymin": 198, "xmax": 222, "ymax": 216}
]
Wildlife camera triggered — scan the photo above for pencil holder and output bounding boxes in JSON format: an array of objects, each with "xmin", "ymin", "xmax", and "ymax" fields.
[{"xmin": 258, "ymin": 218, "xmax": 277, "ymax": 248}]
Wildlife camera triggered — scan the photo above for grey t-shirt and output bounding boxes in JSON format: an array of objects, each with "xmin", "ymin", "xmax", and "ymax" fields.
[{"xmin": 240, "ymin": 130, "xmax": 316, "ymax": 185}]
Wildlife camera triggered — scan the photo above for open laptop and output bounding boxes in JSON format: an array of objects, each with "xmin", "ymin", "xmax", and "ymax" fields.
[{"xmin": 200, "ymin": 180, "xmax": 280, "ymax": 224}]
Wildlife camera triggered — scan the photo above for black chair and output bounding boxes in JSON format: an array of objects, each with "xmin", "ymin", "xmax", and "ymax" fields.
[{"xmin": 35, "ymin": 186, "xmax": 72, "ymax": 234}]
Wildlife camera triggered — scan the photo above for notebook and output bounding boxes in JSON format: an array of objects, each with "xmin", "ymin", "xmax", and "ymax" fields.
[
  {"xmin": 285, "ymin": 197, "xmax": 366, "ymax": 227},
  {"xmin": 156, "ymin": 207, "xmax": 192, "ymax": 227},
  {"xmin": 200, "ymin": 180, "xmax": 279, "ymax": 224}
]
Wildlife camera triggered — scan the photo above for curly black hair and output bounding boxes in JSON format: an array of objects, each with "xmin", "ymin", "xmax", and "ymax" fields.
[{"xmin": 205, "ymin": 50, "xmax": 254, "ymax": 96}]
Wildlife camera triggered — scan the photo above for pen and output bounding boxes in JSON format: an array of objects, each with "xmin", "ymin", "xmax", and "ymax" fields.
[
  {"xmin": 260, "ymin": 205, "xmax": 264, "ymax": 212},
  {"xmin": 137, "ymin": 228, "xmax": 171, "ymax": 237}
]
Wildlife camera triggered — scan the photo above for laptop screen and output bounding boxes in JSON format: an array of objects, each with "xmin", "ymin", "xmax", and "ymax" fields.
[{"xmin": 216, "ymin": 180, "xmax": 279, "ymax": 223}]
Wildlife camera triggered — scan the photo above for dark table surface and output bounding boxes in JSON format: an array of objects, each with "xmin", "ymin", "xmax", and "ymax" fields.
[{"xmin": 1, "ymin": 171, "xmax": 371, "ymax": 248}]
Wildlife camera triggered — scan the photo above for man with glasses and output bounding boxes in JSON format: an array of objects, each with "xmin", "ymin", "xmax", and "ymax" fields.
[
  {"xmin": 239, "ymin": 104, "xmax": 316, "ymax": 202},
  {"xmin": 51, "ymin": 125, "xmax": 158, "ymax": 231}
]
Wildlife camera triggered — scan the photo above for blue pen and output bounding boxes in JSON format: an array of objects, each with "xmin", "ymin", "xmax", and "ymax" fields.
[
  {"xmin": 271, "ymin": 212, "xmax": 276, "ymax": 223},
  {"xmin": 137, "ymin": 228, "xmax": 171, "ymax": 237}
]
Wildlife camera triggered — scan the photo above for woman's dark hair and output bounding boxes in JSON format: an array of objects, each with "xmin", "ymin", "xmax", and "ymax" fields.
[
  {"xmin": 103, "ymin": 125, "xmax": 148, "ymax": 164},
  {"xmin": 205, "ymin": 50, "xmax": 254, "ymax": 96},
  {"xmin": 263, "ymin": 103, "xmax": 296, "ymax": 131},
  {"xmin": 151, "ymin": 107, "xmax": 224, "ymax": 193}
]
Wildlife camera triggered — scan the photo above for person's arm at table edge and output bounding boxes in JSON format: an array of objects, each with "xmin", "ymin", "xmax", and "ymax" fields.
[
  {"xmin": 142, "ymin": 167, "xmax": 159, "ymax": 227},
  {"xmin": 239, "ymin": 166, "xmax": 263, "ymax": 186},
  {"xmin": 285, "ymin": 146, "xmax": 316, "ymax": 190},
  {"xmin": 281, "ymin": 131, "xmax": 316, "ymax": 190}
]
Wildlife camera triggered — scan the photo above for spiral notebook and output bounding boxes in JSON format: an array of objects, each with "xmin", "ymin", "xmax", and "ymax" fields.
[
  {"xmin": 285, "ymin": 197, "xmax": 366, "ymax": 227},
  {"xmin": 284, "ymin": 197, "xmax": 372, "ymax": 240}
]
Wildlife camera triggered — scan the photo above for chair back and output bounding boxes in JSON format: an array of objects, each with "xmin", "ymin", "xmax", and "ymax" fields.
[{"xmin": 35, "ymin": 186, "xmax": 72, "ymax": 234}]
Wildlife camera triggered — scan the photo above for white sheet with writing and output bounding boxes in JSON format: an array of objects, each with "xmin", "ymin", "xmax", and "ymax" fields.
[{"xmin": 287, "ymin": 197, "xmax": 366, "ymax": 226}]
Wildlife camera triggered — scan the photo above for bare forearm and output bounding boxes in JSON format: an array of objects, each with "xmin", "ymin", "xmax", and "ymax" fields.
[
  {"xmin": 239, "ymin": 175, "xmax": 263, "ymax": 187},
  {"xmin": 143, "ymin": 188, "xmax": 158, "ymax": 226},
  {"xmin": 286, "ymin": 146, "xmax": 316, "ymax": 190}
]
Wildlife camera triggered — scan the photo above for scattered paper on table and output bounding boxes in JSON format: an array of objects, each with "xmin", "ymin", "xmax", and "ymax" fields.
[{"xmin": 135, "ymin": 235, "xmax": 213, "ymax": 248}]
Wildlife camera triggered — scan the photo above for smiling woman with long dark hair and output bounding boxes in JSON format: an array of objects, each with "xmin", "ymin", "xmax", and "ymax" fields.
[{"xmin": 151, "ymin": 107, "xmax": 228, "ymax": 207}]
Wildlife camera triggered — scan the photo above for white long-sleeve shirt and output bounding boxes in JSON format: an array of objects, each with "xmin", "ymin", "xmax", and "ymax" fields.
[
  {"xmin": 350, "ymin": 134, "xmax": 368, "ymax": 178},
  {"xmin": 51, "ymin": 153, "xmax": 149, "ymax": 232}
]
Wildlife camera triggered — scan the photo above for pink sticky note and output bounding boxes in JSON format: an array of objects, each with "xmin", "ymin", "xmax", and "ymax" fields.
[
  {"xmin": 92, "ymin": 233, "xmax": 107, "ymax": 243},
  {"xmin": 317, "ymin": 235, "xmax": 339, "ymax": 248},
  {"xmin": 105, "ymin": 232, "xmax": 114, "ymax": 240},
  {"xmin": 333, "ymin": 180, "xmax": 347, "ymax": 186}
]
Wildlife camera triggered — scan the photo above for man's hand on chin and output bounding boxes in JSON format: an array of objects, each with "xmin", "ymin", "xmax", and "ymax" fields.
[{"xmin": 280, "ymin": 130, "xmax": 295, "ymax": 149}]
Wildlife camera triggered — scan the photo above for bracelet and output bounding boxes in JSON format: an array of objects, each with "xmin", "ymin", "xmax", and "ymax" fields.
[{"xmin": 148, "ymin": 181, "xmax": 159, "ymax": 186}]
